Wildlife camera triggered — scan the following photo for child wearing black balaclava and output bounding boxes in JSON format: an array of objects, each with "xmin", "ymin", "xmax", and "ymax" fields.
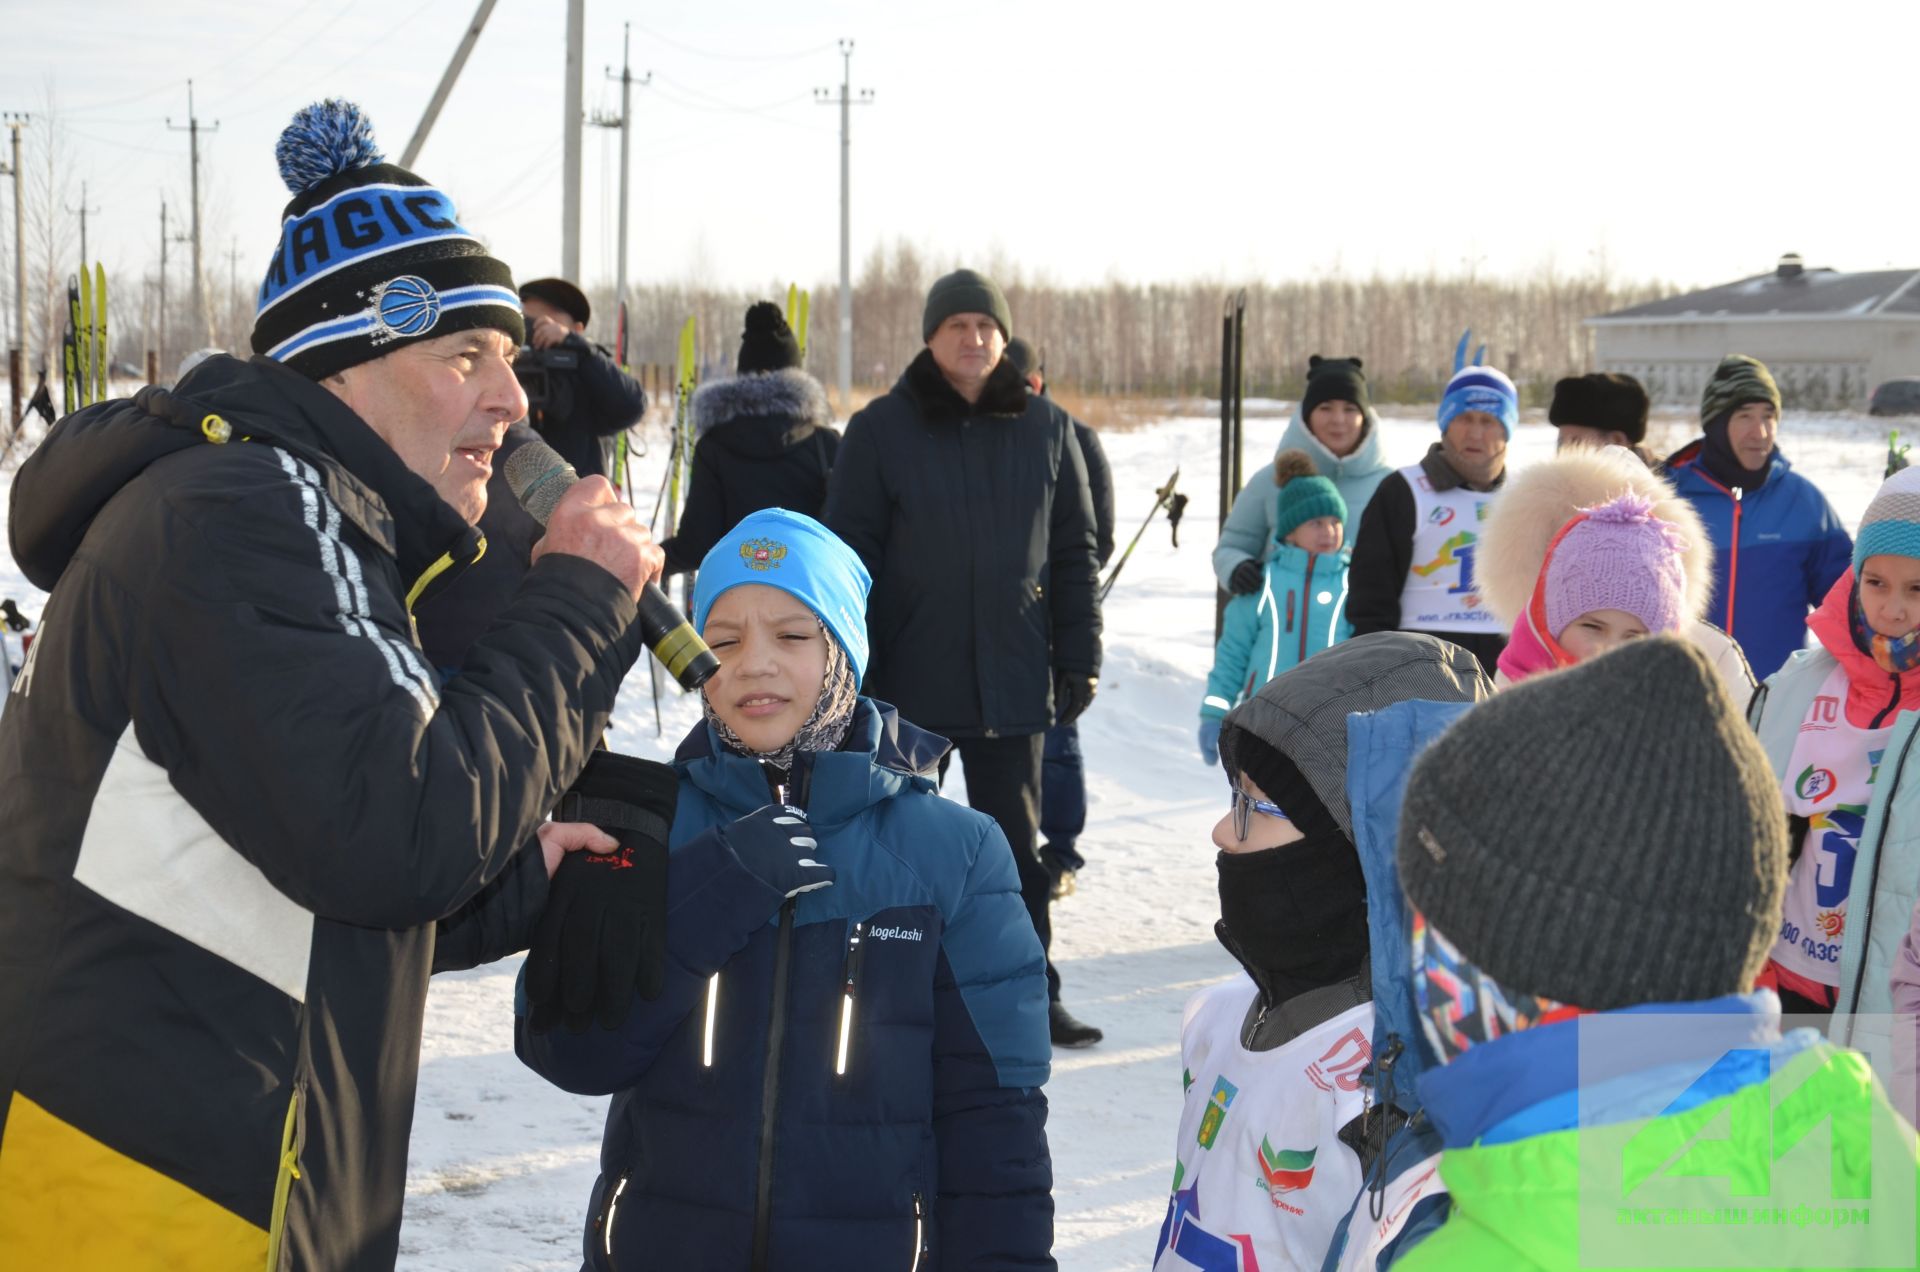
[{"xmin": 1153, "ymin": 632, "xmax": 1491, "ymax": 1272}]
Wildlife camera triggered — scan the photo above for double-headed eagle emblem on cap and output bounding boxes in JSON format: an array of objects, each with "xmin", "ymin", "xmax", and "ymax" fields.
[{"xmin": 740, "ymin": 538, "xmax": 787, "ymax": 571}]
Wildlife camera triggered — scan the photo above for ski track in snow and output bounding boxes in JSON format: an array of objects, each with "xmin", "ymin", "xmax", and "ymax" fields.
[{"xmin": 0, "ymin": 406, "xmax": 1893, "ymax": 1268}]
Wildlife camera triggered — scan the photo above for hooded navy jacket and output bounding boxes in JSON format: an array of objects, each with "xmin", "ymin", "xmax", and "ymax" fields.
[{"xmin": 517, "ymin": 699, "xmax": 1054, "ymax": 1271}]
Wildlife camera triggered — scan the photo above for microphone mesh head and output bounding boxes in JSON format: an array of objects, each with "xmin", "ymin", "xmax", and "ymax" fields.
[{"xmin": 502, "ymin": 439, "xmax": 577, "ymax": 526}]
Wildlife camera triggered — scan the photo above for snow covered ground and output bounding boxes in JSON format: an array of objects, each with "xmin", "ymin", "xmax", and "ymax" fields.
[{"xmin": 0, "ymin": 405, "xmax": 1894, "ymax": 1268}]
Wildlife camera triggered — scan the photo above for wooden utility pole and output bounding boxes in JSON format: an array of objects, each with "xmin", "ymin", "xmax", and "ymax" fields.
[
  {"xmin": 591, "ymin": 24, "xmax": 650, "ymax": 321},
  {"xmin": 2, "ymin": 113, "xmax": 27, "ymax": 399},
  {"xmin": 814, "ymin": 41, "xmax": 872, "ymax": 414},
  {"xmin": 165, "ymin": 80, "xmax": 219, "ymax": 346},
  {"xmin": 156, "ymin": 199, "xmax": 189, "ymax": 377},
  {"xmin": 64, "ymin": 181, "xmax": 100, "ymax": 269},
  {"xmin": 560, "ymin": 0, "xmax": 583, "ymax": 280},
  {"xmin": 401, "ymin": 0, "xmax": 498, "ymax": 168}
]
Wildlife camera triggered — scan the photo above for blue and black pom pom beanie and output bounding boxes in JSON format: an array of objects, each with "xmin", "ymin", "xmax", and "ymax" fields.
[
  {"xmin": 694, "ymin": 509, "xmax": 874, "ymax": 685},
  {"xmin": 1854, "ymin": 467, "xmax": 1920, "ymax": 573},
  {"xmin": 251, "ymin": 100, "xmax": 524, "ymax": 380}
]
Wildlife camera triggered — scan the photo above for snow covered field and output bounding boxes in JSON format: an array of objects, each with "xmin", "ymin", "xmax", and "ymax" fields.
[{"xmin": 0, "ymin": 405, "xmax": 1894, "ymax": 1269}]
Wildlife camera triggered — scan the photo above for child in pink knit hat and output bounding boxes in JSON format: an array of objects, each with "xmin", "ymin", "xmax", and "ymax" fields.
[{"xmin": 1496, "ymin": 490, "xmax": 1692, "ymax": 686}]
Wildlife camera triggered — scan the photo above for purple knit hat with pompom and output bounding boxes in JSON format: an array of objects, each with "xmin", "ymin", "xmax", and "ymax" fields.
[{"xmin": 1543, "ymin": 492, "xmax": 1691, "ymax": 639}]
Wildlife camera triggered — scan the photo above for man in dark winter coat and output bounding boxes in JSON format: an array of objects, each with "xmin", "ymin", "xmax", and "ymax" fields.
[
  {"xmin": 0, "ymin": 104, "xmax": 662, "ymax": 1270},
  {"xmin": 1006, "ymin": 337, "xmax": 1113, "ymax": 901},
  {"xmin": 1665, "ymin": 354, "xmax": 1852, "ymax": 681},
  {"xmin": 658, "ymin": 301, "xmax": 840, "ymax": 574},
  {"xmin": 1348, "ymin": 365, "xmax": 1516, "ymax": 675},
  {"xmin": 826, "ymin": 269, "xmax": 1106, "ymax": 1048},
  {"xmin": 518, "ymin": 276, "xmax": 649, "ymax": 479}
]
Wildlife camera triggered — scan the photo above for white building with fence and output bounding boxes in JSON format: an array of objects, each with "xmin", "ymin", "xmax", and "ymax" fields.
[{"xmin": 1587, "ymin": 255, "xmax": 1920, "ymax": 410}]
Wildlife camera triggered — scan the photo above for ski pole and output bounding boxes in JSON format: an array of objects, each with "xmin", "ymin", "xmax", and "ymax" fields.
[{"xmin": 1101, "ymin": 469, "xmax": 1180, "ymax": 601}]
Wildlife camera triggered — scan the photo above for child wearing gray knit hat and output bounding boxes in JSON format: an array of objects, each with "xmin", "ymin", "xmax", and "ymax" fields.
[
  {"xmin": 1399, "ymin": 636, "xmax": 1785, "ymax": 1014},
  {"xmin": 1377, "ymin": 637, "xmax": 1917, "ymax": 1269}
]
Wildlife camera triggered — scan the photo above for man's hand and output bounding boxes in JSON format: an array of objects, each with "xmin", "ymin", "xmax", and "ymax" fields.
[
  {"xmin": 528, "ymin": 313, "xmax": 573, "ymax": 350},
  {"xmin": 532, "ymin": 475, "xmax": 665, "ymax": 600},
  {"xmin": 525, "ymin": 752, "xmax": 678, "ymax": 1034},
  {"xmin": 1054, "ymin": 671, "xmax": 1097, "ymax": 727},
  {"xmin": 538, "ymin": 821, "xmax": 619, "ymax": 878},
  {"xmin": 1228, "ymin": 559, "xmax": 1263, "ymax": 595}
]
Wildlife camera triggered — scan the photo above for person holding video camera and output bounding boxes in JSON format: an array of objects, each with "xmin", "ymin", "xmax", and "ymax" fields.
[{"xmin": 518, "ymin": 277, "xmax": 649, "ymax": 479}]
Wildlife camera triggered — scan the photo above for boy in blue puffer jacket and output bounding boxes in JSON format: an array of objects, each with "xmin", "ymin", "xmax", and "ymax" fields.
[
  {"xmin": 516, "ymin": 509, "xmax": 1054, "ymax": 1271},
  {"xmin": 1200, "ymin": 451, "xmax": 1353, "ymax": 764}
]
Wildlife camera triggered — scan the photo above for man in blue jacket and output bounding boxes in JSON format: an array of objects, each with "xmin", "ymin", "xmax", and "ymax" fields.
[{"xmin": 1665, "ymin": 355, "xmax": 1852, "ymax": 681}]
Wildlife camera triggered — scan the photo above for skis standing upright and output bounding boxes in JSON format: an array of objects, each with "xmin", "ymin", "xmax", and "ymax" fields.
[
  {"xmin": 671, "ymin": 317, "xmax": 699, "ymax": 605},
  {"xmin": 61, "ymin": 276, "xmax": 80, "ymax": 417},
  {"xmin": 613, "ymin": 299, "xmax": 635, "ymax": 506},
  {"xmin": 76, "ymin": 269, "xmax": 95, "ymax": 407},
  {"xmin": 92, "ymin": 263, "xmax": 108, "ymax": 404},
  {"xmin": 1215, "ymin": 290, "xmax": 1246, "ymax": 640},
  {"xmin": 644, "ymin": 315, "xmax": 700, "ymax": 730},
  {"xmin": 786, "ymin": 283, "xmax": 811, "ymax": 363}
]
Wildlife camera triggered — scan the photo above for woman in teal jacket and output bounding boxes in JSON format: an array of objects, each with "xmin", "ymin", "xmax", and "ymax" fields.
[
  {"xmin": 1213, "ymin": 356, "xmax": 1392, "ymax": 592},
  {"xmin": 1200, "ymin": 453, "xmax": 1352, "ymax": 763}
]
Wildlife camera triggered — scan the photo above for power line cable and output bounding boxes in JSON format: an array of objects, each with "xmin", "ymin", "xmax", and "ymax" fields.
[
  {"xmin": 61, "ymin": 0, "xmax": 339, "ymax": 116},
  {"xmin": 628, "ymin": 22, "xmax": 835, "ymax": 64}
]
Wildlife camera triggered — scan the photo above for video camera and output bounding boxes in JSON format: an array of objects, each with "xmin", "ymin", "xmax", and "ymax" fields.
[{"xmin": 513, "ymin": 345, "xmax": 580, "ymax": 414}]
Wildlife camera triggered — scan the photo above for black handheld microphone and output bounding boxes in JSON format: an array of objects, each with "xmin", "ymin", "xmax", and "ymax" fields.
[{"xmin": 504, "ymin": 439, "xmax": 719, "ymax": 691}]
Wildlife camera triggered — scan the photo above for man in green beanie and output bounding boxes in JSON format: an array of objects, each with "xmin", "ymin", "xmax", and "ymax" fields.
[
  {"xmin": 826, "ymin": 268, "xmax": 1107, "ymax": 1047},
  {"xmin": 1354, "ymin": 637, "xmax": 1919, "ymax": 1270},
  {"xmin": 1665, "ymin": 354, "xmax": 1852, "ymax": 679}
]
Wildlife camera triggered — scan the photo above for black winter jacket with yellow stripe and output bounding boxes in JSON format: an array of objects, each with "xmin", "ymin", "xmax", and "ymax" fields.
[{"xmin": 0, "ymin": 354, "xmax": 644, "ymax": 1269}]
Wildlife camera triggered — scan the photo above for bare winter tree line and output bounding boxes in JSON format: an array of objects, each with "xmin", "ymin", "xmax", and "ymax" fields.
[
  {"xmin": 601, "ymin": 240, "xmax": 1675, "ymax": 409},
  {"xmin": 3, "ymin": 104, "xmax": 1670, "ymax": 409}
]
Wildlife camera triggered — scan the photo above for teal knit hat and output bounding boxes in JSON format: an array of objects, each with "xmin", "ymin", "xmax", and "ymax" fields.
[
  {"xmin": 1272, "ymin": 449, "xmax": 1348, "ymax": 541},
  {"xmin": 1854, "ymin": 467, "xmax": 1920, "ymax": 573}
]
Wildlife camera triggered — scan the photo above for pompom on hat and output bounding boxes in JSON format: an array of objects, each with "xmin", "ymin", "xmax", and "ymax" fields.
[
  {"xmin": 1541, "ymin": 491, "xmax": 1692, "ymax": 639},
  {"xmin": 251, "ymin": 100, "xmax": 523, "ymax": 380},
  {"xmin": 1270, "ymin": 450, "xmax": 1347, "ymax": 542},
  {"xmin": 737, "ymin": 301, "xmax": 803, "ymax": 375}
]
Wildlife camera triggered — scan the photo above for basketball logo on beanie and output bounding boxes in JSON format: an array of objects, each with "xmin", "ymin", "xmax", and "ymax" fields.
[
  {"xmin": 252, "ymin": 100, "xmax": 524, "ymax": 380},
  {"xmin": 370, "ymin": 276, "xmax": 442, "ymax": 341}
]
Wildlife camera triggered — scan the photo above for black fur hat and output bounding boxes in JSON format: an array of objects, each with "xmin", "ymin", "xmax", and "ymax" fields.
[{"xmin": 1549, "ymin": 372, "xmax": 1650, "ymax": 444}]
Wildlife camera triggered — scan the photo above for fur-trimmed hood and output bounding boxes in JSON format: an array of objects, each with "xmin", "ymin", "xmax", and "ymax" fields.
[
  {"xmin": 898, "ymin": 346, "xmax": 1030, "ymax": 423},
  {"xmin": 692, "ymin": 367, "xmax": 833, "ymax": 439},
  {"xmin": 1275, "ymin": 400, "xmax": 1390, "ymax": 486},
  {"xmin": 1479, "ymin": 445, "xmax": 1715, "ymax": 628}
]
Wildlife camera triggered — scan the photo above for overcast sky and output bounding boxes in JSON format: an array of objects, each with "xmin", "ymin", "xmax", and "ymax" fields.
[{"xmin": 5, "ymin": 0, "xmax": 1915, "ymax": 304}]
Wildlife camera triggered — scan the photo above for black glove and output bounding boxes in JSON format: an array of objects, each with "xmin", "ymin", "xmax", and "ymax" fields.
[
  {"xmin": 1228, "ymin": 559, "xmax": 1263, "ymax": 595},
  {"xmin": 1054, "ymin": 670, "xmax": 1098, "ymax": 726},
  {"xmin": 525, "ymin": 751, "xmax": 679, "ymax": 1035},
  {"xmin": 717, "ymin": 804, "xmax": 835, "ymax": 902}
]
